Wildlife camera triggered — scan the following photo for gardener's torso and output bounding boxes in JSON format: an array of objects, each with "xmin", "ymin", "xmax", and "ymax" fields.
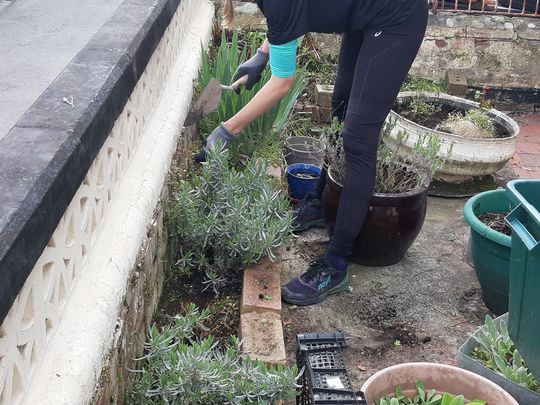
[{"xmin": 256, "ymin": 0, "xmax": 414, "ymax": 44}]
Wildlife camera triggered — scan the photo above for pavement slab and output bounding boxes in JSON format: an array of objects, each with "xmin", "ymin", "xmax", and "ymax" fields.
[
  {"xmin": 509, "ymin": 113, "xmax": 540, "ymax": 179},
  {"xmin": 282, "ymin": 196, "xmax": 491, "ymax": 389},
  {"xmin": 0, "ymin": 0, "xmax": 125, "ymax": 139}
]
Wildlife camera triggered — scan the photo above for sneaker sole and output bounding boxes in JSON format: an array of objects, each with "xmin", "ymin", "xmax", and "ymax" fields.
[
  {"xmin": 293, "ymin": 218, "xmax": 326, "ymax": 233},
  {"xmin": 282, "ymin": 278, "xmax": 349, "ymax": 306}
]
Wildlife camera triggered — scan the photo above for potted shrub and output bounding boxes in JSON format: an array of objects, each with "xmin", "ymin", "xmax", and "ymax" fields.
[
  {"xmin": 322, "ymin": 120, "xmax": 447, "ymax": 266},
  {"xmin": 361, "ymin": 363, "xmax": 518, "ymax": 405},
  {"xmin": 385, "ymin": 91, "xmax": 519, "ymax": 184},
  {"xmin": 463, "ymin": 189, "xmax": 513, "ymax": 315},
  {"xmin": 458, "ymin": 314, "xmax": 540, "ymax": 405},
  {"xmin": 362, "ymin": 363, "xmax": 518, "ymax": 405}
]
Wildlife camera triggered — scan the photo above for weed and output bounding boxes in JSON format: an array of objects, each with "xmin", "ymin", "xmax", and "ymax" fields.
[
  {"xmin": 437, "ymin": 108, "xmax": 495, "ymax": 138},
  {"xmin": 401, "ymin": 76, "xmax": 447, "ymax": 93}
]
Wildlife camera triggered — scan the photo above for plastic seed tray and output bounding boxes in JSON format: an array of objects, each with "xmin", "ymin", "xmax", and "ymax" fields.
[{"xmin": 296, "ymin": 332, "xmax": 367, "ymax": 405}]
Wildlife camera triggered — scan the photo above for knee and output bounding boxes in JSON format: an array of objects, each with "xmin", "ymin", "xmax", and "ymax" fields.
[{"xmin": 341, "ymin": 129, "xmax": 379, "ymax": 163}]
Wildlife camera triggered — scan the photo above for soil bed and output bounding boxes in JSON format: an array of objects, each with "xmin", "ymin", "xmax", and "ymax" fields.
[
  {"xmin": 154, "ymin": 266, "xmax": 241, "ymax": 346},
  {"xmin": 394, "ymin": 103, "xmax": 510, "ymax": 138},
  {"xmin": 478, "ymin": 212, "xmax": 512, "ymax": 236}
]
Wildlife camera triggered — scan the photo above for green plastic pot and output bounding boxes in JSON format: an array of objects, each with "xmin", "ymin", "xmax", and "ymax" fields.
[{"xmin": 464, "ymin": 189, "xmax": 513, "ymax": 315}]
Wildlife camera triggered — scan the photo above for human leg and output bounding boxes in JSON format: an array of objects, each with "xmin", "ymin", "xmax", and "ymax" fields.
[
  {"xmin": 291, "ymin": 31, "xmax": 364, "ymax": 232},
  {"xmin": 283, "ymin": 0, "xmax": 428, "ymax": 305}
]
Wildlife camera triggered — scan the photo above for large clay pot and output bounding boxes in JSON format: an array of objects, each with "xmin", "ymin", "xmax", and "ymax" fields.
[
  {"xmin": 323, "ymin": 167, "xmax": 427, "ymax": 266},
  {"xmin": 361, "ymin": 362, "xmax": 518, "ymax": 404},
  {"xmin": 385, "ymin": 92, "xmax": 519, "ymax": 182}
]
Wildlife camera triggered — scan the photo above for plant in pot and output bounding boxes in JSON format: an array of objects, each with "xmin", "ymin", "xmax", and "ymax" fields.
[
  {"xmin": 361, "ymin": 363, "xmax": 518, "ymax": 405},
  {"xmin": 463, "ymin": 189, "xmax": 513, "ymax": 315},
  {"xmin": 322, "ymin": 119, "xmax": 449, "ymax": 266},
  {"xmin": 385, "ymin": 91, "xmax": 519, "ymax": 195},
  {"xmin": 458, "ymin": 314, "xmax": 540, "ymax": 404}
]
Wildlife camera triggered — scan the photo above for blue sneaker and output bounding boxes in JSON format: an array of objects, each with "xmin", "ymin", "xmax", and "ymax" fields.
[
  {"xmin": 292, "ymin": 196, "xmax": 325, "ymax": 232},
  {"xmin": 282, "ymin": 258, "xmax": 349, "ymax": 306}
]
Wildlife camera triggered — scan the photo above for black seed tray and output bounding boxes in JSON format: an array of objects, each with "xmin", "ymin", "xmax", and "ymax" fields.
[{"xmin": 296, "ymin": 332, "xmax": 366, "ymax": 405}]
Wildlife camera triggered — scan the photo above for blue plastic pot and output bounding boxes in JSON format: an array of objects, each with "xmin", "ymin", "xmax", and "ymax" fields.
[{"xmin": 286, "ymin": 163, "xmax": 321, "ymax": 200}]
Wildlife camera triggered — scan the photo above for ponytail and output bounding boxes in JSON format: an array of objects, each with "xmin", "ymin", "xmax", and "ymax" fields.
[{"xmin": 222, "ymin": 0, "xmax": 234, "ymax": 29}]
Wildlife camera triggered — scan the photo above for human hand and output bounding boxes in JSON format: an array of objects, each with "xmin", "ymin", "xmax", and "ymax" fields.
[
  {"xmin": 232, "ymin": 49, "xmax": 269, "ymax": 91},
  {"xmin": 195, "ymin": 123, "xmax": 236, "ymax": 163}
]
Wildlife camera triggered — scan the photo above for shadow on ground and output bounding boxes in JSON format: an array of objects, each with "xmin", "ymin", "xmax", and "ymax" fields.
[{"xmin": 282, "ymin": 196, "xmax": 491, "ymax": 389}]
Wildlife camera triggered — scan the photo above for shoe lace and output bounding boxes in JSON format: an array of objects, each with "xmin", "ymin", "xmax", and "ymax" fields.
[{"xmin": 302, "ymin": 259, "xmax": 330, "ymax": 284}]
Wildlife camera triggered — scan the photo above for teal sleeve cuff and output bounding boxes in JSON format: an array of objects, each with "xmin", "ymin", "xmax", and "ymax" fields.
[{"xmin": 269, "ymin": 39, "xmax": 299, "ymax": 78}]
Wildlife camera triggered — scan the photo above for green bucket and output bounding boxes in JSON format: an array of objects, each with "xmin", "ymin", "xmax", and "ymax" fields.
[
  {"xmin": 506, "ymin": 179, "xmax": 540, "ymax": 380},
  {"xmin": 464, "ymin": 189, "xmax": 513, "ymax": 315}
]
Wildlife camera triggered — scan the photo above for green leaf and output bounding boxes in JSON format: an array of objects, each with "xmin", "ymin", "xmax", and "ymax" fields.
[
  {"xmin": 390, "ymin": 398, "xmax": 400, "ymax": 405},
  {"xmin": 441, "ymin": 393, "xmax": 454, "ymax": 405},
  {"xmin": 449, "ymin": 395, "xmax": 465, "ymax": 405}
]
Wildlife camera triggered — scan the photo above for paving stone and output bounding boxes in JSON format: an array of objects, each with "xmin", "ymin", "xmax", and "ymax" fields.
[
  {"xmin": 241, "ymin": 257, "xmax": 282, "ymax": 315},
  {"xmin": 240, "ymin": 311, "xmax": 287, "ymax": 364}
]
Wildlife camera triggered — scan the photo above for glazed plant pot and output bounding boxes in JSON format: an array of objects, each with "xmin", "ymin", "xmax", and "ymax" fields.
[
  {"xmin": 463, "ymin": 188, "xmax": 513, "ymax": 315},
  {"xmin": 385, "ymin": 92, "xmax": 519, "ymax": 182},
  {"xmin": 322, "ymin": 167, "xmax": 427, "ymax": 266},
  {"xmin": 361, "ymin": 362, "xmax": 518, "ymax": 404},
  {"xmin": 458, "ymin": 313, "xmax": 540, "ymax": 405},
  {"xmin": 286, "ymin": 163, "xmax": 321, "ymax": 200},
  {"xmin": 284, "ymin": 136, "xmax": 325, "ymax": 167}
]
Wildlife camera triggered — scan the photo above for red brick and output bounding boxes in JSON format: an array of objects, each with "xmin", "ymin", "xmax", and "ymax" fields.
[
  {"xmin": 241, "ymin": 257, "xmax": 282, "ymax": 315},
  {"xmin": 240, "ymin": 311, "xmax": 286, "ymax": 364}
]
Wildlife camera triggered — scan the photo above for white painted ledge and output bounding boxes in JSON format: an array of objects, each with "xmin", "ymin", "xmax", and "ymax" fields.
[{"xmin": 19, "ymin": 1, "xmax": 214, "ymax": 404}]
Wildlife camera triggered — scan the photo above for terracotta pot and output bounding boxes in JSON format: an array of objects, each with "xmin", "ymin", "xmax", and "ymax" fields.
[
  {"xmin": 361, "ymin": 362, "xmax": 518, "ymax": 404},
  {"xmin": 323, "ymin": 167, "xmax": 427, "ymax": 266}
]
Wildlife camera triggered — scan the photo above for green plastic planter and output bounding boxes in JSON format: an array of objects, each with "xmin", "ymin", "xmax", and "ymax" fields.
[
  {"xmin": 464, "ymin": 189, "xmax": 513, "ymax": 315},
  {"xmin": 506, "ymin": 179, "xmax": 540, "ymax": 380}
]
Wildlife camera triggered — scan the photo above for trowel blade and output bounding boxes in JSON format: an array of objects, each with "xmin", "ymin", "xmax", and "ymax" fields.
[{"xmin": 184, "ymin": 78, "xmax": 223, "ymax": 127}]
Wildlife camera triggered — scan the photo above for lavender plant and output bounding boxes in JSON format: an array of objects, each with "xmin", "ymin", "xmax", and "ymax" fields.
[
  {"xmin": 128, "ymin": 304, "xmax": 299, "ymax": 404},
  {"xmin": 169, "ymin": 147, "xmax": 292, "ymax": 293}
]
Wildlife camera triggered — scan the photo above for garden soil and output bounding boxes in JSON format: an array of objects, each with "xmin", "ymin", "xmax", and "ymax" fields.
[{"xmin": 282, "ymin": 196, "xmax": 491, "ymax": 390}]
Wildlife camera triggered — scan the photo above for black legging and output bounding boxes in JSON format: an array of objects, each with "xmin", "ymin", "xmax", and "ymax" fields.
[{"xmin": 314, "ymin": 0, "xmax": 428, "ymax": 257}]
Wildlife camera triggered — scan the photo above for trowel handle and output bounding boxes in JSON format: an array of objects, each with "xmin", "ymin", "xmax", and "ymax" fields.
[{"xmin": 228, "ymin": 75, "xmax": 249, "ymax": 92}]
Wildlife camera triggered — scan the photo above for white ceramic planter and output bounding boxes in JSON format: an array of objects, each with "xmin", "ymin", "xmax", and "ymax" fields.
[
  {"xmin": 361, "ymin": 362, "xmax": 518, "ymax": 404},
  {"xmin": 385, "ymin": 92, "xmax": 519, "ymax": 182}
]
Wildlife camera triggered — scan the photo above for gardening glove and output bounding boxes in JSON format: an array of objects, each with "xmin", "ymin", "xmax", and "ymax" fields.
[
  {"xmin": 195, "ymin": 123, "xmax": 236, "ymax": 163},
  {"xmin": 232, "ymin": 49, "xmax": 269, "ymax": 92}
]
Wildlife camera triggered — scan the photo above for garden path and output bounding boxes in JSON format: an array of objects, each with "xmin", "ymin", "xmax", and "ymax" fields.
[{"xmin": 510, "ymin": 113, "xmax": 540, "ymax": 179}]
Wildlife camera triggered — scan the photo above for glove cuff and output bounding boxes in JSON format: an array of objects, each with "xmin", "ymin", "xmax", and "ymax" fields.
[
  {"xmin": 219, "ymin": 123, "xmax": 236, "ymax": 141},
  {"xmin": 256, "ymin": 49, "xmax": 269, "ymax": 64}
]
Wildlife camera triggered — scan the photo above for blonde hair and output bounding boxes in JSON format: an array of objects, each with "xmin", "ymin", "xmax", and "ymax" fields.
[{"xmin": 223, "ymin": 0, "xmax": 234, "ymax": 29}]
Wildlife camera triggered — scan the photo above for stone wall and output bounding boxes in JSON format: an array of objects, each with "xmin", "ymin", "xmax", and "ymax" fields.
[
  {"xmin": 227, "ymin": 1, "xmax": 540, "ymax": 92},
  {"xmin": 413, "ymin": 13, "xmax": 540, "ymax": 89}
]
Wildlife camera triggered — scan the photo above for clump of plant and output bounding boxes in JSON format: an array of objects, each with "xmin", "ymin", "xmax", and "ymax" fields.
[
  {"xmin": 470, "ymin": 315, "xmax": 540, "ymax": 393},
  {"xmin": 127, "ymin": 304, "xmax": 299, "ymax": 404},
  {"xmin": 400, "ymin": 76, "xmax": 447, "ymax": 94},
  {"xmin": 376, "ymin": 381, "xmax": 485, "ymax": 405},
  {"xmin": 169, "ymin": 147, "xmax": 292, "ymax": 293},
  {"xmin": 408, "ymin": 98, "xmax": 442, "ymax": 121},
  {"xmin": 198, "ymin": 29, "xmax": 306, "ymax": 167},
  {"xmin": 436, "ymin": 108, "xmax": 495, "ymax": 138},
  {"xmin": 322, "ymin": 118, "xmax": 449, "ymax": 193}
]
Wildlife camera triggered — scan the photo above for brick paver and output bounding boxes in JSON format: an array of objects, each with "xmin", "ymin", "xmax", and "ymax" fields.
[{"xmin": 510, "ymin": 114, "xmax": 540, "ymax": 179}]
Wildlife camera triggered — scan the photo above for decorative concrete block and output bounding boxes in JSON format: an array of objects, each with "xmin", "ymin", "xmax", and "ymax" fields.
[
  {"xmin": 315, "ymin": 84, "xmax": 334, "ymax": 108},
  {"xmin": 241, "ymin": 257, "xmax": 282, "ymax": 315},
  {"xmin": 446, "ymin": 69, "xmax": 469, "ymax": 96},
  {"xmin": 240, "ymin": 311, "xmax": 287, "ymax": 365}
]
